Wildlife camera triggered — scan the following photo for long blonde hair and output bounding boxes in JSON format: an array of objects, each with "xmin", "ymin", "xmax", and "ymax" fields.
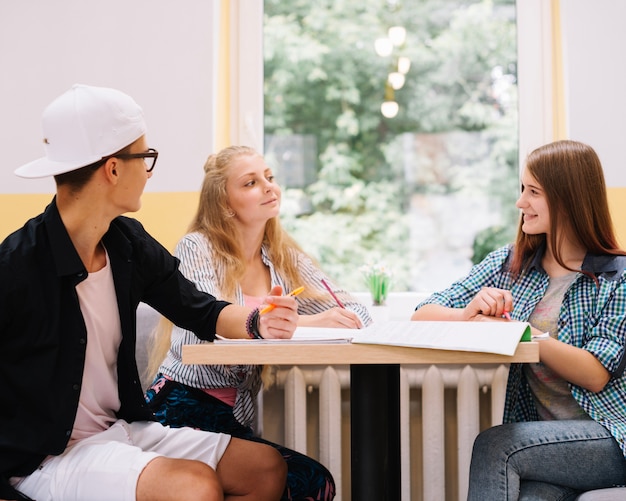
[
  {"xmin": 191, "ymin": 145, "xmax": 309, "ymax": 299},
  {"xmin": 146, "ymin": 145, "xmax": 318, "ymax": 383}
]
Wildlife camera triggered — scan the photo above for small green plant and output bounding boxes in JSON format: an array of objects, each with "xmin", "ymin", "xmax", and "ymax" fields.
[{"xmin": 360, "ymin": 262, "xmax": 392, "ymax": 305}]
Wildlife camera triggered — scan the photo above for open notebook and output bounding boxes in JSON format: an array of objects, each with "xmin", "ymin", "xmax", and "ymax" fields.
[{"xmin": 216, "ymin": 320, "xmax": 531, "ymax": 356}]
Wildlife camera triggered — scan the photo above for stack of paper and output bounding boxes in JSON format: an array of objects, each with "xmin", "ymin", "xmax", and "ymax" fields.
[
  {"xmin": 352, "ymin": 320, "xmax": 531, "ymax": 356},
  {"xmin": 217, "ymin": 321, "xmax": 531, "ymax": 356}
]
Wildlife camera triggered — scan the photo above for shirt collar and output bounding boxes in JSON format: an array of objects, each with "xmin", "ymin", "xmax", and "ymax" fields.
[
  {"xmin": 581, "ymin": 253, "xmax": 626, "ymax": 279},
  {"xmin": 526, "ymin": 241, "xmax": 626, "ymax": 280},
  {"xmin": 43, "ymin": 197, "xmax": 86, "ymax": 278},
  {"xmin": 42, "ymin": 198, "xmax": 132, "ymax": 280}
]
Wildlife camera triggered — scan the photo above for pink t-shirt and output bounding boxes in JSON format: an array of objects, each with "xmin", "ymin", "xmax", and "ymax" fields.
[
  {"xmin": 242, "ymin": 294, "xmax": 265, "ymax": 310},
  {"xmin": 70, "ymin": 251, "xmax": 122, "ymax": 444}
]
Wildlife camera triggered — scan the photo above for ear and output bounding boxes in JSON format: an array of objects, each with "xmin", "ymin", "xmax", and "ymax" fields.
[{"xmin": 102, "ymin": 158, "xmax": 120, "ymax": 184}]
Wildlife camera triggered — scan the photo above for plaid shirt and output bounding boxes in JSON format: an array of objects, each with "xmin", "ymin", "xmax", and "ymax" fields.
[{"xmin": 417, "ymin": 244, "xmax": 626, "ymax": 457}]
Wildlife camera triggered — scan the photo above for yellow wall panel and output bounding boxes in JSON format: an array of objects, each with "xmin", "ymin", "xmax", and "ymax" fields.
[
  {"xmin": 0, "ymin": 192, "xmax": 198, "ymax": 253},
  {"xmin": 4, "ymin": 188, "xmax": 626, "ymax": 257},
  {"xmin": 132, "ymin": 192, "xmax": 199, "ymax": 252},
  {"xmin": 608, "ymin": 187, "xmax": 626, "ymax": 249}
]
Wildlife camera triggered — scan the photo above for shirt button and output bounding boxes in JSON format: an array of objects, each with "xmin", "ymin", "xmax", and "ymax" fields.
[
  {"xmin": 79, "ymin": 338, "xmax": 86, "ymax": 344},
  {"xmin": 73, "ymin": 384, "xmax": 80, "ymax": 391},
  {"xmin": 65, "ymin": 430, "xmax": 71, "ymax": 437}
]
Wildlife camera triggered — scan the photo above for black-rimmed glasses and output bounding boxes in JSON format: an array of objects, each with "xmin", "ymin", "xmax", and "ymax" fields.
[{"xmin": 114, "ymin": 148, "xmax": 159, "ymax": 172}]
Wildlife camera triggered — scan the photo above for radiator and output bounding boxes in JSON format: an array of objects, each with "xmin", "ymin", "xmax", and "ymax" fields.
[{"xmin": 262, "ymin": 363, "xmax": 510, "ymax": 501}]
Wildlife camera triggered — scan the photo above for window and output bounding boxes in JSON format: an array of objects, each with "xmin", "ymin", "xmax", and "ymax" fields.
[{"xmin": 234, "ymin": 0, "xmax": 553, "ymax": 294}]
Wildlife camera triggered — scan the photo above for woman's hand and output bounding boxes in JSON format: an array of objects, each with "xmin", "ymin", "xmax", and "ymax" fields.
[
  {"xmin": 463, "ymin": 287, "xmax": 513, "ymax": 321},
  {"xmin": 298, "ymin": 307, "xmax": 363, "ymax": 329}
]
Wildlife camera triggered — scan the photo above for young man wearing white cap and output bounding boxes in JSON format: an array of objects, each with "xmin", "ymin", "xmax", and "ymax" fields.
[{"xmin": 0, "ymin": 84, "xmax": 298, "ymax": 501}]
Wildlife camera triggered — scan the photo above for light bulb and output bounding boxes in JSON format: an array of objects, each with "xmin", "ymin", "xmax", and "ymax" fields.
[
  {"xmin": 374, "ymin": 38, "xmax": 393, "ymax": 57},
  {"xmin": 398, "ymin": 56, "xmax": 411, "ymax": 74},
  {"xmin": 388, "ymin": 72, "xmax": 405, "ymax": 90},
  {"xmin": 381, "ymin": 101, "xmax": 399, "ymax": 118},
  {"xmin": 388, "ymin": 26, "xmax": 406, "ymax": 46}
]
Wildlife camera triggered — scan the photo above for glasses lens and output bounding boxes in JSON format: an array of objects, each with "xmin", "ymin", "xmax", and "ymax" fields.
[
  {"xmin": 145, "ymin": 149, "xmax": 157, "ymax": 172},
  {"xmin": 144, "ymin": 156, "xmax": 154, "ymax": 171}
]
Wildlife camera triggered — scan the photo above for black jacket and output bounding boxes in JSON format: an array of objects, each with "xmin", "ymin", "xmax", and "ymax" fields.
[{"xmin": 0, "ymin": 199, "xmax": 229, "ymax": 498}]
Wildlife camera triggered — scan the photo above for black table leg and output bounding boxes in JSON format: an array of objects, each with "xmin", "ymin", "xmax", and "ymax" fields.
[{"xmin": 350, "ymin": 364, "xmax": 401, "ymax": 501}]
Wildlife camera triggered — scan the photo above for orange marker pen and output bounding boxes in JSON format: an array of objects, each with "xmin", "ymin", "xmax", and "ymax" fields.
[{"xmin": 259, "ymin": 286, "xmax": 305, "ymax": 314}]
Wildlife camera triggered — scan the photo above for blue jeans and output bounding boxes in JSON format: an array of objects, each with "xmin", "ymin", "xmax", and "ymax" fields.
[{"xmin": 467, "ymin": 420, "xmax": 626, "ymax": 501}]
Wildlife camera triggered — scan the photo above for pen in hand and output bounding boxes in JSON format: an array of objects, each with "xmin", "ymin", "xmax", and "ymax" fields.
[
  {"xmin": 503, "ymin": 311, "xmax": 512, "ymax": 321},
  {"xmin": 259, "ymin": 286, "xmax": 305, "ymax": 314},
  {"xmin": 321, "ymin": 278, "xmax": 345, "ymax": 309}
]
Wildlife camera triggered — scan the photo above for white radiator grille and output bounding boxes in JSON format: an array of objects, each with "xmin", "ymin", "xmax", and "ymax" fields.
[{"xmin": 263, "ymin": 363, "xmax": 510, "ymax": 501}]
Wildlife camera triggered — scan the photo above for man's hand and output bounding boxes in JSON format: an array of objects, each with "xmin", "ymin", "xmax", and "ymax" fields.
[{"xmin": 258, "ymin": 285, "xmax": 299, "ymax": 339}]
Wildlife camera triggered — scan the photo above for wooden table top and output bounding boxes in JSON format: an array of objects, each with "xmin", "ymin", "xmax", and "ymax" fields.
[{"xmin": 182, "ymin": 341, "xmax": 539, "ymax": 365}]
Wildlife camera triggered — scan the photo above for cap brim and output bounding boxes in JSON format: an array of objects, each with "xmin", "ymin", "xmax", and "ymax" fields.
[{"xmin": 14, "ymin": 155, "xmax": 102, "ymax": 179}]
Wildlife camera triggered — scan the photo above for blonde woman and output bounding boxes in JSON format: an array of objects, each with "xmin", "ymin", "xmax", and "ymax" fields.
[{"xmin": 146, "ymin": 145, "xmax": 371, "ymax": 501}]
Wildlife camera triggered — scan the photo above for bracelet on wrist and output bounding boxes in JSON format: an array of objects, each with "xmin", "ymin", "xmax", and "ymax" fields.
[{"xmin": 245, "ymin": 308, "xmax": 263, "ymax": 339}]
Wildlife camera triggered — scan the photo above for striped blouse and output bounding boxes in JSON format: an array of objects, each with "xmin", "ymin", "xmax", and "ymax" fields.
[{"xmin": 159, "ymin": 231, "xmax": 372, "ymax": 427}]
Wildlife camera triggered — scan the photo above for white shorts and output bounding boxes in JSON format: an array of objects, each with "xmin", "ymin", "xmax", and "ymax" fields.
[{"xmin": 11, "ymin": 420, "xmax": 231, "ymax": 501}]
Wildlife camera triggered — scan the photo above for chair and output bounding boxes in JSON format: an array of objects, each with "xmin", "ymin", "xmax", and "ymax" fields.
[
  {"xmin": 135, "ymin": 302, "xmax": 161, "ymax": 390},
  {"xmin": 575, "ymin": 487, "xmax": 626, "ymax": 500}
]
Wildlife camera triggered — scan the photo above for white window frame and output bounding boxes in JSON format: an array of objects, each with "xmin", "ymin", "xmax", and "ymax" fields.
[
  {"xmin": 230, "ymin": 0, "xmax": 554, "ymax": 181},
  {"xmin": 228, "ymin": 0, "xmax": 265, "ymax": 152}
]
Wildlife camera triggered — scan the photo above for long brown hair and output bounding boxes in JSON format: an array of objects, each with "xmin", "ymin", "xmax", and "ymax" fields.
[{"xmin": 509, "ymin": 140, "xmax": 625, "ymax": 277}]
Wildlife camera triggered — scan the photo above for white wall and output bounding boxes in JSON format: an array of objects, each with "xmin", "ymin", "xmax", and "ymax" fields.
[
  {"xmin": 560, "ymin": 0, "xmax": 626, "ymax": 187},
  {"xmin": 2, "ymin": 2, "xmax": 625, "ymax": 205},
  {"xmin": 0, "ymin": 1, "xmax": 218, "ymax": 194}
]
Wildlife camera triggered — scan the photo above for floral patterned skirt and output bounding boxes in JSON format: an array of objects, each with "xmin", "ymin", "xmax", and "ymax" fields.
[{"xmin": 146, "ymin": 374, "xmax": 336, "ymax": 501}]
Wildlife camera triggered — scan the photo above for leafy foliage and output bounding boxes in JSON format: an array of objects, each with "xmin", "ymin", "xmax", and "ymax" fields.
[
  {"xmin": 471, "ymin": 224, "xmax": 517, "ymax": 264},
  {"xmin": 265, "ymin": 0, "xmax": 518, "ymax": 291}
]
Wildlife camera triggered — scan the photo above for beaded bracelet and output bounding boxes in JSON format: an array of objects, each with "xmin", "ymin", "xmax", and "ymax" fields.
[{"xmin": 245, "ymin": 308, "xmax": 263, "ymax": 339}]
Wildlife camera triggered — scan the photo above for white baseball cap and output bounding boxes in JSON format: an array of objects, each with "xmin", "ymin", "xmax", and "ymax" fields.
[{"xmin": 15, "ymin": 84, "xmax": 147, "ymax": 178}]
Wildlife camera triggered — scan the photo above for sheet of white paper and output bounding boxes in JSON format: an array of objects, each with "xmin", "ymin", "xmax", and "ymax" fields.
[
  {"xmin": 215, "ymin": 327, "xmax": 355, "ymax": 344},
  {"xmin": 291, "ymin": 327, "xmax": 355, "ymax": 341},
  {"xmin": 215, "ymin": 321, "xmax": 530, "ymax": 354},
  {"xmin": 351, "ymin": 321, "xmax": 530, "ymax": 356}
]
